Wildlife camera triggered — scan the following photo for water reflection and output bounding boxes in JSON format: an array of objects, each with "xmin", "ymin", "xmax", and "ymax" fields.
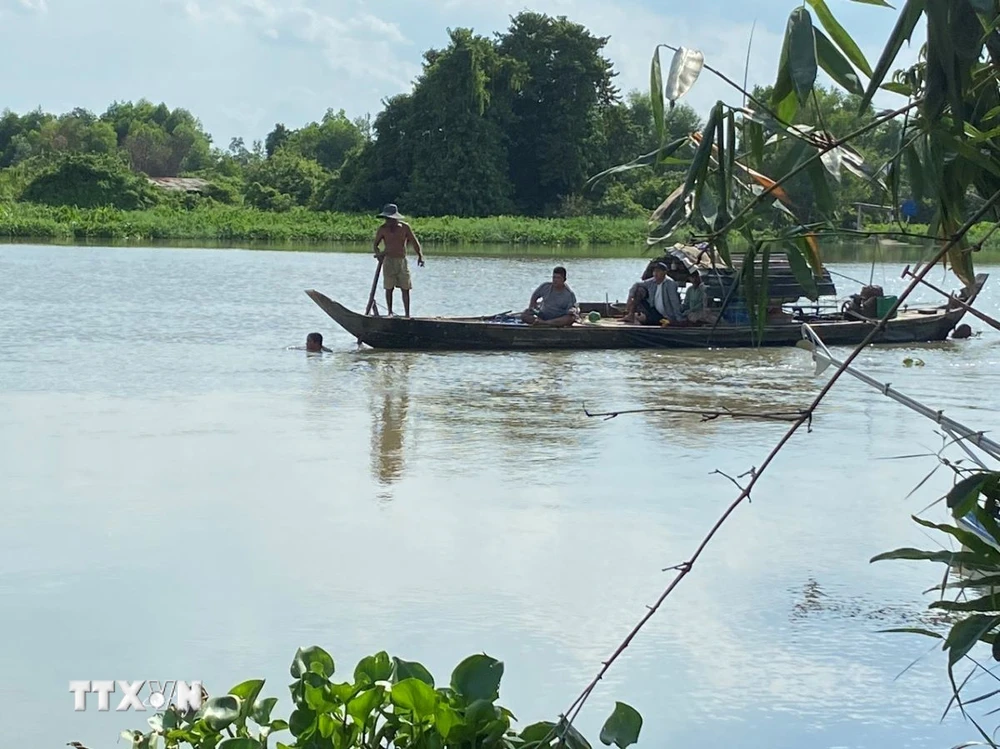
[{"xmin": 368, "ymin": 354, "xmax": 414, "ymax": 487}]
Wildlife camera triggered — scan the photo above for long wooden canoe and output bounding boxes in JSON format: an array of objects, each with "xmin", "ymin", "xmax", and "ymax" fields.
[{"xmin": 304, "ymin": 278, "xmax": 985, "ymax": 351}]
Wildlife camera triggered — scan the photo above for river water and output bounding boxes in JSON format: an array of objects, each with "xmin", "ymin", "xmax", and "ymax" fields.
[{"xmin": 1, "ymin": 242, "xmax": 999, "ymax": 748}]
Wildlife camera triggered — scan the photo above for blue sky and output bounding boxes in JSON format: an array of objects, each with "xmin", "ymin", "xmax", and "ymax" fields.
[{"xmin": 0, "ymin": 0, "xmax": 921, "ymax": 147}]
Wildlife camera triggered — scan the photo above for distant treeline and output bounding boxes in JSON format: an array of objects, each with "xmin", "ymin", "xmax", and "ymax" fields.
[{"xmin": 0, "ymin": 11, "xmax": 917, "ymax": 228}]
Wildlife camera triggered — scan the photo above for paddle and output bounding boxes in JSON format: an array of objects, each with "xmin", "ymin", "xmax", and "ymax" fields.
[{"xmin": 364, "ymin": 255, "xmax": 384, "ymax": 317}]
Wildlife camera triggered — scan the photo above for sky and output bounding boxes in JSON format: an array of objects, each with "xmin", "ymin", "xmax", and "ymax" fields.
[{"xmin": 0, "ymin": 0, "xmax": 922, "ymax": 147}]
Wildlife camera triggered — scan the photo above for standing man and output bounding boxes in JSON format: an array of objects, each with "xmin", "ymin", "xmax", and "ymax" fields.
[{"xmin": 373, "ymin": 203, "xmax": 424, "ymax": 317}]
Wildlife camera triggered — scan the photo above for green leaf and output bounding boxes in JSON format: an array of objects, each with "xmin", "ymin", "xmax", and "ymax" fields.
[
  {"xmin": 783, "ymin": 241, "xmax": 820, "ymax": 300},
  {"xmin": 881, "ymin": 81, "xmax": 913, "ymax": 95},
  {"xmin": 290, "ymin": 646, "xmax": 334, "ymax": 679},
  {"xmin": 201, "ymin": 696, "xmax": 242, "ymax": 733},
  {"xmin": 585, "ymin": 137, "xmax": 689, "ymax": 188},
  {"xmin": 354, "ymin": 651, "xmax": 393, "ymax": 686},
  {"xmin": 391, "ymin": 678, "xmax": 438, "ymax": 719},
  {"xmin": 558, "ymin": 719, "xmax": 593, "ymax": 749},
  {"xmin": 931, "ymin": 594, "xmax": 1000, "ymax": 613},
  {"xmin": 650, "ymin": 47, "xmax": 665, "ymax": 146},
  {"xmin": 815, "ymin": 28, "xmax": 864, "ymax": 95},
  {"xmin": 434, "ymin": 703, "xmax": 464, "ymax": 740},
  {"xmin": 217, "ymin": 740, "xmax": 262, "ymax": 749},
  {"xmin": 948, "ymin": 474, "xmax": 993, "ymax": 518},
  {"xmin": 346, "ymin": 686, "xmax": 385, "ymax": 726},
  {"xmin": 450, "ymin": 654, "xmax": 504, "ymax": 703},
  {"xmin": 682, "ymin": 103, "xmax": 720, "ymax": 200},
  {"xmin": 807, "ymin": 0, "xmax": 874, "ymax": 76},
  {"xmin": 850, "ymin": 0, "xmax": 895, "ymax": 6},
  {"xmin": 251, "ymin": 698, "xmax": 278, "ymax": 727},
  {"xmin": 599, "ymin": 702, "xmax": 643, "ymax": 749},
  {"xmin": 879, "ymin": 627, "xmax": 944, "ymax": 638},
  {"xmin": 807, "ymin": 156, "xmax": 835, "ymax": 216},
  {"xmin": 860, "ymin": 0, "xmax": 926, "ymax": 111},
  {"xmin": 904, "ymin": 143, "xmax": 925, "ymax": 203},
  {"xmin": 911, "ymin": 515, "xmax": 1000, "ymax": 558},
  {"xmin": 392, "ymin": 657, "xmax": 435, "ymax": 687},
  {"xmin": 945, "ymin": 614, "xmax": 1000, "ymax": 665},
  {"xmin": 288, "ymin": 708, "xmax": 316, "ymax": 739},
  {"xmin": 228, "ymin": 680, "xmax": 265, "ymax": 724},
  {"xmin": 788, "ymin": 7, "xmax": 819, "ymax": 105},
  {"xmin": 870, "ymin": 547, "xmax": 992, "ymax": 566},
  {"xmin": 519, "ymin": 721, "xmax": 558, "ymax": 746}
]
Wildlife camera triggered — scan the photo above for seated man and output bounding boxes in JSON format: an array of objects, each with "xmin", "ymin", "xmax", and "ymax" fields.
[
  {"xmin": 624, "ymin": 262, "xmax": 682, "ymax": 325},
  {"xmin": 681, "ymin": 271, "xmax": 717, "ymax": 324},
  {"xmin": 520, "ymin": 266, "xmax": 580, "ymax": 327}
]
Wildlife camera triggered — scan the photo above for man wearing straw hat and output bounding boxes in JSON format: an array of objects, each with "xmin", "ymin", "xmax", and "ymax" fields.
[{"xmin": 373, "ymin": 203, "xmax": 425, "ymax": 317}]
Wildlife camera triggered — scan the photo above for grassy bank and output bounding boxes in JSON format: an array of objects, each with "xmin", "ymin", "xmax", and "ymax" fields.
[
  {"xmin": 0, "ymin": 202, "xmax": 649, "ymax": 246},
  {"xmin": 863, "ymin": 222, "xmax": 1000, "ymax": 254}
]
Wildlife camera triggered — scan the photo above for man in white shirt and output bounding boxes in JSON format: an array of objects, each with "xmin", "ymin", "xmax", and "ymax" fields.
[{"xmin": 623, "ymin": 262, "xmax": 682, "ymax": 325}]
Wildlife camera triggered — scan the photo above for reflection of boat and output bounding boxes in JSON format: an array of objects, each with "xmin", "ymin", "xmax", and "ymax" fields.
[{"xmin": 305, "ymin": 286, "xmax": 981, "ymax": 352}]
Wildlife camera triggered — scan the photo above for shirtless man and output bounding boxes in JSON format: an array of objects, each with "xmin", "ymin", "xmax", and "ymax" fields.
[{"xmin": 372, "ymin": 203, "xmax": 424, "ymax": 317}]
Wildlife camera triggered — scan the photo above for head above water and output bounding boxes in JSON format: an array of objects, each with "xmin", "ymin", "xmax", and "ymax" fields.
[
  {"xmin": 953, "ymin": 323, "xmax": 973, "ymax": 339},
  {"xmin": 306, "ymin": 332, "xmax": 324, "ymax": 352},
  {"xmin": 552, "ymin": 265, "xmax": 567, "ymax": 288}
]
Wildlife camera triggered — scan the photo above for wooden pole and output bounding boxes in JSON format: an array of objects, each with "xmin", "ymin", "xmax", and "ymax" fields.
[{"xmin": 364, "ymin": 257, "xmax": 384, "ymax": 317}]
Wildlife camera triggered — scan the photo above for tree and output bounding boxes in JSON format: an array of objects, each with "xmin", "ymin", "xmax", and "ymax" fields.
[
  {"xmin": 496, "ymin": 11, "xmax": 618, "ymax": 215},
  {"xmin": 265, "ymin": 123, "xmax": 290, "ymax": 158},
  {"xmin": 283, "ymin": 109, "xmax": 365, "ymax": 173},
  {"xmin": 19, "ymin": 152, "xmax": 159, "ymax": 209}
]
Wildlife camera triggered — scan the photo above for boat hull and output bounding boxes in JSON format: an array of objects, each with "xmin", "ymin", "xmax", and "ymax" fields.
[{"xmin": 305, "ymin": 290, "xmax": 970, "ymax": 351}]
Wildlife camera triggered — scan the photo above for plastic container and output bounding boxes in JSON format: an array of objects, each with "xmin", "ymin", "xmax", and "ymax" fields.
[{"xmin": 876, "ymin": 295, "xmax": 898, "ymax": 319}]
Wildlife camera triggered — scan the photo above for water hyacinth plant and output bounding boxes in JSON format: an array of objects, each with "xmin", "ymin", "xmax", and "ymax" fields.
[{"xmin": 114, "ymin": 647, "xmax": 643, "ymax": 749}]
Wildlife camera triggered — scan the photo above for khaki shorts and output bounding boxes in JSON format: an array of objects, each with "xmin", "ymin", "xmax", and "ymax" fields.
[{"xmin": 382, "ymin": 255, "xmax": 412, "ymax": 290}]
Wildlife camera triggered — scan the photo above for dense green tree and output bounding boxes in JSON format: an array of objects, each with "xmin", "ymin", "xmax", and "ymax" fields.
[
  {"xmin": 497, "ymin": 12, "xmax": 618, "ymax": 215},
  {"xmin": 403, "ymin": 28, "xmax": 523, "ymax": 216},
  {"xmin": 282, "ymin": 109, "xmax": 365, "ymax": 173},
  {"xmin": 243, "ymin": 149, "xmax": 328, "ymax": 208},
  {"xmin": 19, "ymin": 152, "xmax": 159, "ymax": 209}
]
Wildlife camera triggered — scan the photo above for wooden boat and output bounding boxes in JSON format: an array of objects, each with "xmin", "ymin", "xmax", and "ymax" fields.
[{"xmin": 305, "ymin": 278, "xmax": 985, "ymax": 352}]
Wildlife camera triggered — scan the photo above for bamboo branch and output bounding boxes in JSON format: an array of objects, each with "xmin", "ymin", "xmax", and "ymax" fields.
[{"xmin": 554, "ymin": 187, "xmax": 1000, "ymax": 736}]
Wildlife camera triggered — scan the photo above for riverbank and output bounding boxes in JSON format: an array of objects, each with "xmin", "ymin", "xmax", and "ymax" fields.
[{"xmin": 0, "ymin": 202, "xmax": 648, "ymax": 246}]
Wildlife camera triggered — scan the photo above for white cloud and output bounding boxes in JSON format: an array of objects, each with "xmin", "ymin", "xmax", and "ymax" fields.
[{"xmin": 15, "ymin": 0, "xmax": 47, "ymax": 11}]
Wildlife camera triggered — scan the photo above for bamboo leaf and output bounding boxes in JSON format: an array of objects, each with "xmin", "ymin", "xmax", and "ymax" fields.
[
  {"xmin": 850, "ymin": 0, "xmax": 895, "ymax": 6},
  {"xmin": 881, "ymin": 81, "xmax": 913, "ymax": 95},
  {"xmin": 879, "ymin": 627, "xmax": 944, "ymax": 638},
  {"xmin": 650, "ymin": 47, "xmax": 665, "ymax": 146},
  {"xmin": 783, "ymin": 241, "xmax": 820, "ymax": 300},
  {"xmin": 788, "ymin": 8, "xmax": 819, "ymax": 105},
  {"xmin": 756, "ymin": 244, "xmax": 771, "ymax": 344},
  {"xmin": 807, "ymin": 156, "xmax": 835, "ymax": 216},
  {"xmin": 926, "ymin": 0, "xmax": 964, "ymax": 126},
  {"xmin": 870, "ymin": 547, "xmax": 993, "ymax": 566},
  {"xmin": 664, "ymin": 47, "xmax": 704, "ymax": 104},
  {"xmin": 682, "ymin": 105, "xmax": 721, "ymax": 201},
  {"xmin": 726, "ymin": 110, "xmax": 736, "ymax": 218},
  {"xmin": 585, "ymin": 137, "xmax": 689, "ymax": 188},
  {"xmin": 814, "ymin": 28, "xmax": 865, "ymax": 96},
  {"xmin": 944, "ymin": 615, "xmax": 1000, "ymax": 665},
  {"xmin": 807, "ymin": 0, "xmax": 874, "ymax": 76},
  {"xmin": 860, "ymin": 0, "xmax": 927, "ymax": 112},
  {"xmin": 904, "ymin": 143, "xmax": 925, "ymax": 203},
  {"xmin": 746, "ymin": 119, "xmax": 765, "ymax": 168},
  {"xmin": 795, "ymin": 234, "xmax": 824, "ymax": 276},
  {"xmin": 948, "ymin": 473, "xmax": 995, "ymax": 518},
  {"xmin": 931, "ymin": 595, "xmax": 1000, "ymax": 613},
  {"xmin": 772, "ymin": 17, "xmax": 799, "ymax": 123},
  {"xmin": 911, "ymin": 515, "xmax": 1000, "ymax": 558}
]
